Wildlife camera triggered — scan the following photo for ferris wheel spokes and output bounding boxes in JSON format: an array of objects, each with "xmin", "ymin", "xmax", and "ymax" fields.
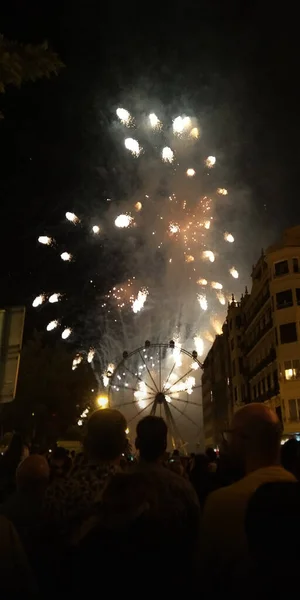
[
  {"xmin": 127, "ymin": 400, "xmax": 155, "ymax": 424},
  {"xmin": 138, "ymin": 351, "xmax": 159, "ymax": 392},
  {"xmin": 122, "ymin": 363, "xmax": 157, "ymax": 394},
  {"xmin": 108, "ymin": 342, "xmax": 204, "ymax": 452}
]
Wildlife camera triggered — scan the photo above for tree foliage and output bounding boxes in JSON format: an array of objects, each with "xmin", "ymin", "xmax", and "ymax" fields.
[
  {"xmin": 2, "ymin": 332, "xmax": 96, "ymax": 443},
  {"xmin": 0, "ymin": 34, "xmax": 64, "ymax": 116}
]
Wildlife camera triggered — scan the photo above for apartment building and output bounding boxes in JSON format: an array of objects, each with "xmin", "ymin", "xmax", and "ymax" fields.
[
  {"xmin": 202, "ymin": 323, "xmax": 231, "ymax": 447},
  {"xmin": 201, "ymin": 225, "xmax": 300, "ymax": 443}
]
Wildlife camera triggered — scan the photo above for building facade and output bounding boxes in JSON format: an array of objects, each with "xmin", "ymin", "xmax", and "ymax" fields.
[
  {"xmin": 202, "ymin": 323, "xmax": 231, "ymax": 447},
  {"xmin": 201, "ymin": 226, "xmax": 300, "ymax": 445}
]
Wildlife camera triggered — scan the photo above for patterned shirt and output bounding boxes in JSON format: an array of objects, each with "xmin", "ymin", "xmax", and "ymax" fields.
[{"xmin": 44, "ymin": 461, "xmax": 118, "ymax": 526}]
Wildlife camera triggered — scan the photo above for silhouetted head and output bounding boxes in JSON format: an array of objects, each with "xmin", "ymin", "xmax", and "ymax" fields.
[
  {"xmin": 228, "ymin": 403, "xmax": 282, "ymax": 473},
  {"xmin": 281, "ymin": 438, "xmax": 300, "ymax": 478},
  {"xmin": 135, "ymin": 416, "xmax": 167, "ymax": 462},
  {"xmin": 85, "ymin": 409, "xmax": 127, "ymax": 463},
  {"xmin": 16, "ymin": 455, "xmax": 50, "ymax": 494},
  {"xmin": 206, "ymin": 448, "xmax": 217, "ymax": 462}
]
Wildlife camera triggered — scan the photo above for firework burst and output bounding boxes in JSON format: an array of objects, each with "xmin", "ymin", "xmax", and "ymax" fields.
[{"xmin": 35, "ymin": 103, "xmax": 241, "ymax": 378}]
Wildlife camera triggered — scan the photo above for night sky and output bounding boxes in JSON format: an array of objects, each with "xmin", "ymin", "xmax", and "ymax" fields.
[{"xmin": 0, "ymin": 2, "xmax": 299, "ymax": 336}]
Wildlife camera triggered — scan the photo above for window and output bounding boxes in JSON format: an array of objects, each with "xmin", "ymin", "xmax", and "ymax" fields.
[
  {"xmin": 284, "ymin": 359, "xmax": 300, "ymax": 380},
  {"xmin": 293, "ymin": 258, "xmax": 299, "ymax": 273},
  {"xmin": 280, "ymin": 322, "xmax": 297, "ymax": 344},
  {"xmin": 288, "ymin": 399, "xmax": 300, "ymax": 421},
  {"xmin": 235, "ymin": 315, "xmax": 241, "ymax": 329},
  {"xmin": 296, "ymin": 289, "xmax": 300, "ymax": 305},
  {"xmin": 267, "ymin": 374, "xmax": 271, "ymax": 390},
  {"xmin": 274, "ymin": 260, "xmax": 289, "ymax": 277},
  {"xmin": 232, "ymin": 359, "xmax": 236, "ymax": 376},
  {"xmin": 273, "ymin": 369, "xmax": 279, "ymax": 387},
  {"xmin": 276, "ymin": 289, "xmax": 293, "ymax": 309},
  {"xmin": 241, "ymin": 384, "xmax": 245, "ymax": 402},
  {"xmin": 258, "ymin": 381, "xmax": 261, "ymax": 396},
  {"xmin": 275, "ymin": 327, "xmax": 278, "ymax": 345},
  {"xmin": 276, "ymin": 406, "xmax": 283, "ymax": 424},
  {"xmin": 262, "ymin": 378, "xmax": 266, "ymax": 393}
]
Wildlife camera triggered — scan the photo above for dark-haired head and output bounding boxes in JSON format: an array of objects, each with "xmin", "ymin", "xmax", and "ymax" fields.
[
  {"xmin": 85, "ymin": 409, "xmax": 127, "ymax": 463},
  {"xmin": 135, "ymin": 416, "xmax": 167, "ymax": 462}
]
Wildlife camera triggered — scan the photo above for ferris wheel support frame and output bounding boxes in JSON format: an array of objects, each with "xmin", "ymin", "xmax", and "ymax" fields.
[{"xmin": 108, "ymin": 341, "xmax": 204, "ymax": 453}]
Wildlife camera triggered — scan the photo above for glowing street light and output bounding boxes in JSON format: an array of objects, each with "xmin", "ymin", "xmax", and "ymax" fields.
[{"xmin": 97, "ymin": 395, "xmax": 109, "ymax": 409}]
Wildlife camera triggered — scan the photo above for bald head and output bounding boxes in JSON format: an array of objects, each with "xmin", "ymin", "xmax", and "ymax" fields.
[
  {"xmin": 230, "ymin": 403, "xmax": 283, "ymax": 472},
  {"xmin": 16, "ymin": 455, "xmax": 50, "ymax": 494}
]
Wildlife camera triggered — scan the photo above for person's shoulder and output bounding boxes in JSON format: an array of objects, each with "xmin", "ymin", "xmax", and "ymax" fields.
[{"xmin": 204, "ymin": 480, "xmax": 240, "ymax": 513}]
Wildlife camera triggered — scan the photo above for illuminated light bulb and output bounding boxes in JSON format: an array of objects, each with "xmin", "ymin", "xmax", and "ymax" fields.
[
  {"xmin": 134, "ymin": 202, "xmax": 142, "ymax": 211},
  {"xmin": 97, "ymin": 395, "xmax": 109, "ymax": 409},
  {"xmin": 217, "ymin": 188, "xmax": 228, "ymax": 196},
  {"xmin": 197, "ymin": 278, "xmax": 208, "ymax": 286},
  {"xmin": 92, "ymin": 225, "xmax": 100, "ymax": 234}
]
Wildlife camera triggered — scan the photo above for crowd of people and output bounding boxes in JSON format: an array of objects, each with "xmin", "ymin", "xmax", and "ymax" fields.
[{"xmin": 0, "ymin": 402, "xmax": 299, "ymax": 598}]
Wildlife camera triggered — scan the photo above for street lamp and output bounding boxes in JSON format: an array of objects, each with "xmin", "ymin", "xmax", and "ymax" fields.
[{"xmin": 96, "ymin": 395, "xmax": 108, "ymax": 409}]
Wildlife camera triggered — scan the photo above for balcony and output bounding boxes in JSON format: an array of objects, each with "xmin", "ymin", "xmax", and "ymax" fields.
[
  {"xmin": 256, "ymin": 385, "xmax": 280, "ymax": 403},
  {"xmin": 283, "ymin": 419, "xmax": 300, "ymax": 435},
  {"xmin": 246, "ymin": 320, "xmax": 273, "ymax": 354},
  {"xmin": 245, "ymin": 290, "xmax": 270, "ymax": 329},
  {"xmin": 276, "ymin": 300, "xmax": 293, "ymax": 310},
  {"xmin": 248, "ymin": 347, "xmax": 277, "ymax": 380}
]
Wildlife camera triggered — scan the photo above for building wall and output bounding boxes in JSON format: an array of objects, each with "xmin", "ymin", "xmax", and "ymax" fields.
[
  {"xmin": 267, "ymin": 235, "xmax": 300, "ymax": 433},
  {"xmin": 201, "ymin": 330, "xmax": 232, "ymax": 448},
  {"xmin": 201, "ymin": 226, "xmax": 300, "ymax": 440}
]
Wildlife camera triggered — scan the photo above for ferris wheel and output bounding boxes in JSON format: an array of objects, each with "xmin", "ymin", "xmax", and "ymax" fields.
[{"xmin": 108, "ymin": 341, "xmax": 204, "ymax": 453}]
